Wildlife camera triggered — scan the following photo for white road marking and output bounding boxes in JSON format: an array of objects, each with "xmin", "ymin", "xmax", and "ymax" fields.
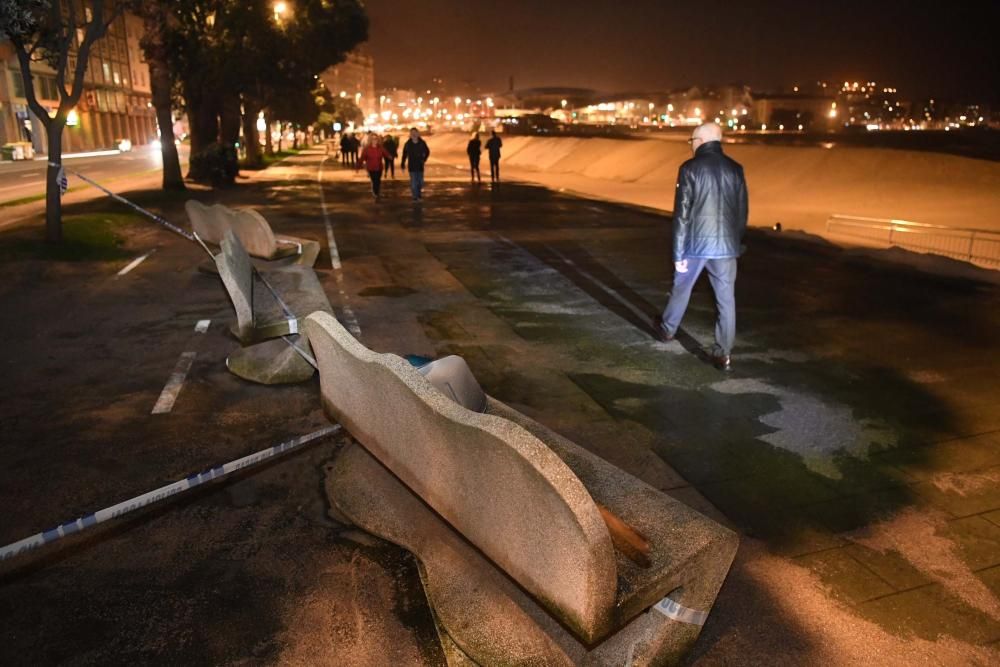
[
  {"xmin": 317, "ymin": 156, "xmax": 362, "ymax": 337},
  {"xmin": 151, "ymin": 351, "xmax": 197, "ymax": 415},
  {"xmin": 20, "ymin": 173, "xmax": 35, "ymax": 178},
  {"xmin": 194, "ymin": 319, "xmax": 211, "ymax": 333},
  {"xmin": 317, "ymin": 156, "xmax": 342, "ymax": 270},
  {"xmin": 115, "ymin": 249, "xmax": 156, "ymax": 277}
]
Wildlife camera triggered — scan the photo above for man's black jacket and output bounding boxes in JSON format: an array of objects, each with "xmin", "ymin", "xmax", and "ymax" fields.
[
  {"xmin": 401, "ymin": 139, "xmax": 431, "ymax": 172},
  {"xmin": 672, "ymin": 141, "xmax": 749, "ymax": 262}
]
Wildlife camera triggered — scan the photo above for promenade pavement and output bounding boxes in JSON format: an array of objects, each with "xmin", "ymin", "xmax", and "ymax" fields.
[{"xmin": 0, "ymin": 147, "xmax": 997, "ymax": 664}]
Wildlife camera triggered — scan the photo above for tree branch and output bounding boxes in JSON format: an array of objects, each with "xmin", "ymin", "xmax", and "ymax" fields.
[
  {"xmin": 10, "ymin": 36, "xmax": 52, "ymax": 130},
  {"xmin": 54, "ymin": 0, "xmax": 75, "ymax": 103}
]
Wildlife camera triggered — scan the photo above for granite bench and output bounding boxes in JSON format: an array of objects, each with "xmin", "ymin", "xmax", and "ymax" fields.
[
  {"xmin": 186, "ymin": 200, "xmax": 320, "ymax": 268},
  {"xmin": 215, "ymin": 229, "xmax": 332, "ymax": 384},
  {"xmin": 305, "ymin": 311, "xmax": 738, "ymax": 665}
]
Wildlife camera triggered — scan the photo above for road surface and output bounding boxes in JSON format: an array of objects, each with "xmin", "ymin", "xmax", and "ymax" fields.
[{"xmin": 0, "ymin": 144, "xmax": 188, "ymax": 206}]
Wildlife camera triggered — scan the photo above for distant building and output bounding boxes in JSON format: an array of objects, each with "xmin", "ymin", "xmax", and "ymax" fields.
[
  {"xmin": 320, "ymin": 49, "xmax": 376, "ymax": 117},
  {"xmin": 835, "ymin": 81, "xmax": 907, "ymax": 128},
  {"xmin": 751, "ymin": 93, "xmax": 838, "ymax": 131},
  {"xmin": 0, "ymin": 5, "xmax": 157, "ymax": 156}
]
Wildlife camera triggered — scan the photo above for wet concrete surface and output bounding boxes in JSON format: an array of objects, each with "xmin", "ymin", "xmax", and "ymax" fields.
[{"xmin": 1, "ymin": 148, "xmax": 999, "ymax": 663}]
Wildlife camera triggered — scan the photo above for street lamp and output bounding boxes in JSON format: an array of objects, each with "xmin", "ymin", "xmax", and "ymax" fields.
[{"xmin": 273, "ymin": 1, "xmax": 289, "ymax": 21}]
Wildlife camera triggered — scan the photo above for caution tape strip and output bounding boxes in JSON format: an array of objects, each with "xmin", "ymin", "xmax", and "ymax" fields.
[
  {"xmin": 652, "ymin": 594, "xmax": 710, "ymax": 626},
  {"xmin": 0, "ymin": 425, "xmax": 341, "ymax": 563},
  {"xmin": 53, "ymin": 163, "xmax": 320, "ymax": 369}
]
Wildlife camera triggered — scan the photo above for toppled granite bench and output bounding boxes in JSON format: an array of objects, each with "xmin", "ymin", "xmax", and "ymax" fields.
[
  {"xmin": 215, "ymin": 229, "xmax": 332, "ymax": 384},
  {"xmin": 186, "ymin": 199, "xmax": 320, "ymax": 268},
  {"xmin": 305, "ymin": 311, "xmax": 738, "ymax": 665}
]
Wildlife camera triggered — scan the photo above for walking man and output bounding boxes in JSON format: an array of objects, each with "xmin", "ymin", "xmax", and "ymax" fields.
[
  {"xmin": 400, "ymin": 127, "xmax": 431, "ymax": 201},
  {"xmin": 383, "ymin": 133, "xmax": 398, "ymax": 178},
  {"xmin": 654, "ymin": 122, "xmax": 748, "ymax": 372},
  {"xmin": 486, "ymin": 130, "xmax": 502, "ymax": 182},
  {"xmin": 358, "ymin": 132, "xmax": 392, "ymax": 201},
  {"xmin": 339, "ymin": 132, "xmax": 349, "ymax": 166},
  {"xmin": 467, "ymin": 132, "xmax": 482, "ymax": 183}
]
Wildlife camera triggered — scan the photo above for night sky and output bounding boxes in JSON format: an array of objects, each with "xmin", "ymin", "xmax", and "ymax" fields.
[{"xmin": 364, "ymin": 0, "xmax": 1000, "ymax": 102}]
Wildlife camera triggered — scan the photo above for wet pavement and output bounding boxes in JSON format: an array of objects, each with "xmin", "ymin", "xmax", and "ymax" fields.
[{"xmin": 1, "ymin": 147, "xmax": 999, "ymax": 664}]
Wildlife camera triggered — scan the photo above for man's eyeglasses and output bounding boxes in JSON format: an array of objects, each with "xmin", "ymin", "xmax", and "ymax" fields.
[{"xmin": 687, "ymin": 137, "xmax": 702, "ymax": 145}]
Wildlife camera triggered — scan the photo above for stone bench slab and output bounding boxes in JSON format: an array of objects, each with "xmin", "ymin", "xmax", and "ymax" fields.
[
  {"xmin": 226, "ymin": 336, "xmax": 315, "ymax": 384},
  {"xmin": 328, "ymin": 443, "xmax": 722, "ymax": 665},
  {"xmin": 305, "ymin": 311, "xmax": 617, "ymax": 642},
  {"xmin": 217, "ymin": 229, "xmax": 332, "ymax": 345},
  {"xmin": 306, "ymin": 311, "xmax": 738, "ymax": 648},
  {"xmin": 187, "ymin": 200, "xmax": 319, "ymax": 267}
]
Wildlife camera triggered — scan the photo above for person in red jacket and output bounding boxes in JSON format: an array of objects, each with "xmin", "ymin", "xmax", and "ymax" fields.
[{"xmin": 358, "ymin": 132, "xmax": 392, "ymax": 201}]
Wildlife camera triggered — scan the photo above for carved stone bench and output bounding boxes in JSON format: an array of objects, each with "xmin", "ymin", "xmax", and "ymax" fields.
[
  {"xmin": 186, "ymin": 200, "xmax": 320, "ymax": 268},
  {"xmin": 215, "ymin": 230, "xmax": 332, "ymax": 384},
  {"xmin": 305, "ymin": 311, "xmax": 738, "ymax": 665}
]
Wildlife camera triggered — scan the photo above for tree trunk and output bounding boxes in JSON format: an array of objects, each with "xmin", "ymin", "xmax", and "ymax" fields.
[
  {"xmin": 142, "ymin": 6, "xmax": 184, "ymax": 190},
  {"xmin": 186, "ymin": 91, "xmax": 220, "ymax": 182},
  {"xmin": 45, "ymin": 121, "xmax": 65, "ymax": 243},
  {"xmin": 242, "ymin": 102, "xmax": 262, "ymax": 167},
  {"xmin": 265, "ymin": 115, "xmax": 274, "ymax": 156},
  {"xmin": 220, "ymin": 93, "xmax": 241, "ymax": 146}
]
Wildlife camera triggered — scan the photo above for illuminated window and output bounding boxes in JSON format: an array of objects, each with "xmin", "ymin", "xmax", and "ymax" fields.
[{"xmin": 11, "ymin": 71, "xmax": 25, "ymax": 98}]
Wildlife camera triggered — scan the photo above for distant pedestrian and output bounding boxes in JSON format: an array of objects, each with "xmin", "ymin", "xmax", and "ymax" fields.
[
  {"xmin": 486, "ymin": 130, "xmax": 502, "ymax": 182},
  {"xmin": 348, "ymin": 133, "xmax": 360, "ymax": 169},
  {"xmin": 400, "ymin": 127, "xmax": 431, "ymax": 202},
  {"xmin": 358, "ymin": 132, "xmax": 392, "ymax": 201},
  {"xmin": 467, "ymin": 132, "xmax": 482, "ymax": 183},
  {"xmin": 339, "ymin": 133, "xmax": 349, "ymax": 165},
  {"xmin": 383, "ymin": 133, "xmax": 399, "ymax": 178},
  {"xmin": 654, "ymin": 123, "xmax": 748, "ymax": 372}
]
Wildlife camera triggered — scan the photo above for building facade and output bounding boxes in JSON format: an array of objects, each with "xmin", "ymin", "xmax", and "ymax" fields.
[
  {"xmin": 319, "ymin": 49, "xmax": 376, "ymax": 117},
  {"xmin": 0, "ymin": 5, "xmax": 156, "ymax": 157}
]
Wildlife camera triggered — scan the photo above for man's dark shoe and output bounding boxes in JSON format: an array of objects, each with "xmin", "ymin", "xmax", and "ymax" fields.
[
  {"xmin": 713, "ymin": 354, "xmax": 732, "ymax": 372},
  {"xmin": 652, "ymin": 318, "xmax": 674, "ymax": 342}
]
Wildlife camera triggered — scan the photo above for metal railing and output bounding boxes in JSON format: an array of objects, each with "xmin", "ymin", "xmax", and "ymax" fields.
[{"xmin": 826, "ymin": 214, "xmax": 1000, "ymax": 270}]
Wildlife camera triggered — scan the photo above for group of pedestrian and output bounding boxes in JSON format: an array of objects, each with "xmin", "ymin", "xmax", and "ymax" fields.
[
  {"xmin": 466, "ymin": 130, "xmax": 502, "ymax": 183},
  {"xmin": 344, "ymin": 126, "xmax": 505, "ymax": 203},
  {"xmin": 338, "ymin": 133, "xmax": 360, "ymax": 167},
  {"xmin": 353, "ymin": 128, "xmax": 430, "ymax": 202},
  {"xmin": 343, "ymin": 120, "xmax": 748, "ymax": 370}
]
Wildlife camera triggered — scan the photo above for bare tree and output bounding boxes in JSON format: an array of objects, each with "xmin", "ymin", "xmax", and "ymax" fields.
[{"xmin": 1, "ymin": 0, "xmax": 122, "ymax": 242}]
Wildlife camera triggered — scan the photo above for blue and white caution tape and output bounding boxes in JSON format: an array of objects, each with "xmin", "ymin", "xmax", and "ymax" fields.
[
  {"xmin": 0, "ymin": 425, "xmax": 341, "ymax": 563},
  {"xmin": 50, "ymin": 161, "xmax": 213, "ymax": 257},
  {"xmin": 652, "ymin": 594, "xmax": 710, "ymax": 626},
  {"xmin": 51, "ymin": 164, "xmax": 319, "ymax": 369}
]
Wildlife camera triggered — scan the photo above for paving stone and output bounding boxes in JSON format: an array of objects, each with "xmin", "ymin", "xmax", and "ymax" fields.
[
  {"xmin": 795, "ymin": 548, "xmax": 896, "ymax": 604},
  {"xmin": 979, "ymin": 565, "xmax": 1000, "ymax": 599},
  {"xmin": 744, "ymin": 509, "xmax": 848, "ymax": 558},
  {"xmin": 942, "ymin": 516, "xmax": 1000, "ymax": 571},
  {"xmin": 911, "ymin": 468, "xmax": 1000, "ymax": 518},
  {"xmin": 878, "ymin": 433, "xmax": 1000, "ymax": 481},
  {"xmin": 983, "ymin": 510, "xmax": 1000, "ymax": 528},
  {"xmin": 857, "ymin": 584, "xmax": 1000, "ymax": 645},
  {"xmin": 805, "ymin": 486, "xmax": 917, "ymax": 535},
  {"xmin": 843, "ymin": 543, "xmax": 934, "ymax": 591}
]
